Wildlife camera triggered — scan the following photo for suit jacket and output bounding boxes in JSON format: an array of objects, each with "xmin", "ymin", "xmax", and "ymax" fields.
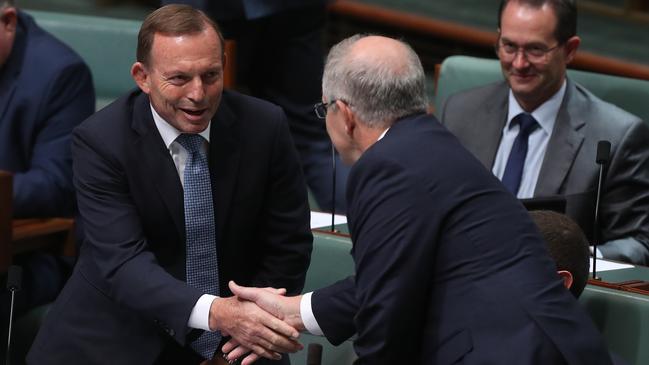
[
  {"xmin": 440, "ymin": 80, "xmax": 649, "ymax": 265},
  {"xmin": 0, "ymin": 11, "xmax": 94, "ymax": 217},
  {"xmin": 311, "ymin": 114, "xmax": 612, "ymax": 364},
  {"xmin": 162, "ymin": 0, "xmax": 327, "ymax": 20},
  {"xmin": 27, "ymin": 89, "xmax": 312, "ymax": 364}
]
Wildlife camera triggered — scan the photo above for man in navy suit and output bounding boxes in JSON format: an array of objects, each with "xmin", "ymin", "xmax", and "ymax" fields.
[
  {"xmin": 0, "ymin": 0, "xmax": 94, "ymax": 217},
  {"xmin": 0, "ymin": 0, "xmax": 94, "ymax": 345},
  {"xmin": 28, "ymin": 5, "xmax": 311, "ymax": 364},
  {"xmin": 227, "ymin": 35, "xmax": 613, "ymax": 364},
  {"xmin": 161, "ymin": 0, "xmax": 349, "ymax": 213}
]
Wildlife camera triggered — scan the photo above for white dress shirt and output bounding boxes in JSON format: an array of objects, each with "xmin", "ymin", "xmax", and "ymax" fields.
[
  {"xmin": 491, "ymin": 81, "xmax": 567, "ymax": 198},
  {"xmin": 151, "ymin": 105, "xmax": 216, "ymax": 332}
]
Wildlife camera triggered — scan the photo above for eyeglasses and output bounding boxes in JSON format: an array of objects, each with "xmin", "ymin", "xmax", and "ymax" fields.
[
  {"xmin": 495, "ymin": 39, "xmax": 562, "ymax": 63},
  {"xmin": 314, "ymin": 100, "xmax": 338, "ymax": 119}
]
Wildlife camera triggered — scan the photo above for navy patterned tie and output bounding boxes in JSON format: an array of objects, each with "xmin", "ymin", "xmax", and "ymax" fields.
[
  {"xmin": 501, "ymin": 113, "xmax": 539, "ymax": 195},
  {"xmin": 176, "ymin": 133, "xmax": 221, "ymax": 360}
]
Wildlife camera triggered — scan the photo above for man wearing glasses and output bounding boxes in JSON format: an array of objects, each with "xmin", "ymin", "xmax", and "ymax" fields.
[{"xmin": 440, "ymin": 0, "xmax": 649, "ymax": 265}]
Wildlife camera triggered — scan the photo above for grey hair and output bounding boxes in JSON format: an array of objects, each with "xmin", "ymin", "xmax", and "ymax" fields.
[
  {"xmin": 1, "ymin": 0, "xmax": 14, "ymax": 7},
  {"xmin": 322, "ymin": 34, "xmax": 428, "ymax": 129}
]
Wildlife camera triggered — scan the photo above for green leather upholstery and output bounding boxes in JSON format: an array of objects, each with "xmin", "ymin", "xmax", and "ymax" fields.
[
  {"xmin": 580, "ymin": 285, "xmax": 649, "ymax": 365},
  {"xmin": 435, "ymin": 55, "xmax": 649, "ymax": 123},
  {"xmin": 27, "ymin": 10, "xmax": 140, "ymax": 110},
  {"xmin": 303, "ymin": 232, "xmax": 354, "ymax": 292},
  {"xmin": 289, "ymin": 232, "xmax": 356, "ymax": 365}
]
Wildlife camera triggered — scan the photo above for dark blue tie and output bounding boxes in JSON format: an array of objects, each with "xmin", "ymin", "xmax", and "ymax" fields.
[
  {"xmin": 176, "ymin": 133, "xmax": 221, "ymax": 360},
  {"xmin": 501, "ymin": 113, "xmax": 539, "ymax": 195}
]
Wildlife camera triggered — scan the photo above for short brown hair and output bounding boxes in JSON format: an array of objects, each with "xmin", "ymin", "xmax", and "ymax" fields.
[
  {"xmin": 530, "ymin": 210, "xmax": 590, "ymax": 298},
  {"xmin": 137, "ymin": 4, "xmax": 224, "ymax": 66},
  {"xmin": 498, "ymin": 0, "xmax": 577, "ymax": 44}
]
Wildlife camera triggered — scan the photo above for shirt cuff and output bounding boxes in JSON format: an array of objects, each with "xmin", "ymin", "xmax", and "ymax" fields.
[
  {"xmin": 300, "ymin": 292, "xmax": 324, "ymax": 336},
  {"xmin": 188, "ymin": 294, "xmax": 218, "ymax": 331}
]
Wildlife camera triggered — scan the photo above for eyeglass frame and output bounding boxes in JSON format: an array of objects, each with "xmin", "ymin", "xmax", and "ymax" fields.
[
  {"xmin": 314, "ymin": 99, "xmax": 343, "ymax": 119},
  {"xmin": 494, "ymin": 37, "xmax": 563, "ymax": 63}
]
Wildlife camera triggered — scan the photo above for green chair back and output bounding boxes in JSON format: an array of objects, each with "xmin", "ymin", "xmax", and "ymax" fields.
[
  {"xmin": 289, "ymin": 232, "xmax": 356, "ymax": 365},
  {"xmin": 28, "ymin": 10, "xmax": 140, "ymax": 110},
  {"xmin": 580, "ymin": 285, "xmax": 649, "ymax": 365}
]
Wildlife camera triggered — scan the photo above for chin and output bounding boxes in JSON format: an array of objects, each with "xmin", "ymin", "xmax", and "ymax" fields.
[{"xmin": 179, "ymin": 121, "xmax": 210, "ymax": 134}]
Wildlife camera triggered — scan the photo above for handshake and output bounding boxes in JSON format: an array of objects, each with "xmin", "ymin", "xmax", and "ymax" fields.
[{"xmin": 208, "ymin": 281, "xmax": 306, "ymax": 365}]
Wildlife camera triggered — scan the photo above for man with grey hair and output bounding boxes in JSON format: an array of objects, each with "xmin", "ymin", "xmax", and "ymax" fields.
[{"xmin": 225, "ymin": 34, "xmax": 612, "ymax": 365}]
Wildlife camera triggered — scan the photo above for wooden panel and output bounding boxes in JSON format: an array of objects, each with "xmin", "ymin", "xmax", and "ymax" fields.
[
  {"xmin": 224, "ymin": 39, "xmax": 237, "ymax": 89},
  {"xmin": 0, "ymin": 172, "xmax": 76, "ymax": 272}
]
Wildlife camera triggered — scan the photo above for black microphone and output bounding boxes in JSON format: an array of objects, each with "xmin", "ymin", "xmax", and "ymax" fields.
[
  {"xmin": 592, "ymin": 140, "xmax": 611, "ymax": 280},
  {"xmin": 306, "ymin": 343, "xmax": 323, "ymax": 365},
  {"xmin": 6, "ymin": 265, "xmax": 23, "ymax": 365},
  {"xmin": 330, "ymin": 142, "xmax": 337, "ymax": 232}
]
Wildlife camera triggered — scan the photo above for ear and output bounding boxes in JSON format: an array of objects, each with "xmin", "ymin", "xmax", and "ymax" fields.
[
  {"xmin": 1, "ymin": 6, "xmax": 17, "ymax": 33},
  {"xmin": 338, "ymin": 101, "xmax": 356, "ymax": 138},
  {"xmin": 557, "ymin": 270, "xmax": 574, "ymax": 290},
  {"xmin": 131, "ymin": 61, "xmax": 151, "ymax": 94},
  {"xmin": 563, "ymin": 35, "xmax": 581, "ymax": 64}
]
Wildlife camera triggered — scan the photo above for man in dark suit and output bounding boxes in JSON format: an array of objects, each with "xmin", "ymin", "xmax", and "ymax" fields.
[
  {"xmin": 161, "ymin": 0, "xmax": 349, "ymax": 213},
  {"xmin": 226, "ymin": 34, "xmax": 613, "ymax": 364},
  {"xmin": 440, "ymin": 0, "xmax": 649, "ymax": 265},
  {"xmin": 27, "ymin": 5, "xmax": 311, "ymax": 364},
  {"xmin": 0, "ymin": 0, "xmax": 94, "ymax": 344},
  {"xmin": 0, "ymin": 0, "xmax": 94, "ymax": 217}
]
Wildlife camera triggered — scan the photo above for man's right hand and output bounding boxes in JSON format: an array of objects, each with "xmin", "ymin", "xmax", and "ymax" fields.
[
  {"xmin": 209, "ymin": 294, "xmax": 303, "ymax": 361},
  {"xmin": 220, "ymin": 281, "xmax": 306, "ymax": 364},
  {"xmin": 229, "ymin": 281, "xmax": 305, "ymax": 331}
]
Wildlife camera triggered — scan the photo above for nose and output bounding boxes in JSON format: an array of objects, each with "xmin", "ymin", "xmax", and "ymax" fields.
[
  {"xmin": 187, "ymin": 78, "xmax": 206, "ymax": 102},
  {"xmin": 512, "ymin": 49, "xmax": 530, "ymax": 69}
]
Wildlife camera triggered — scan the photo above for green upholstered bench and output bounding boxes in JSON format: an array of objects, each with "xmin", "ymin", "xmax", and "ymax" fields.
[
  {"xmin": 435, "ymin": 55, "xmax": 649, "ymax": 123},
  {"xmin": 27, "ymin": 9, "xmax": 140, "ymax": 110},
  {"xmin": 289, "ymin": 231, "xmax": 357, "ymax": 365},
  {"xmin": 580, "ymin": 285, "xmax": 649, "ymax": 365}
]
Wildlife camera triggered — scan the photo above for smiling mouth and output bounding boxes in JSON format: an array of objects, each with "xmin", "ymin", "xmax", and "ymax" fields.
[
  {"xmin": 180, "ymin": 108, "xmax": 206, "ymax": 116},
  {"xmin": 511, "ymin": 73, "xmax": 537, "ymax": 81}
]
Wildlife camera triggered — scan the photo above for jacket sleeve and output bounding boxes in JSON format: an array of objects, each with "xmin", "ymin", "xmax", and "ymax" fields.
[
  {"xmin": 13, "ymin": 60, "xmax": 95, "ymax": 218},
  {"xmin": 599, "ymin": 118, "xmax": 649, "ymax": 265}
]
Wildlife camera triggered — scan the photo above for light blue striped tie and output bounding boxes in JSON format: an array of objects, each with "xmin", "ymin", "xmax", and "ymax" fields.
[{"xmin": 176, "ymin": 133, "xmax": 221, "ymax": 360}]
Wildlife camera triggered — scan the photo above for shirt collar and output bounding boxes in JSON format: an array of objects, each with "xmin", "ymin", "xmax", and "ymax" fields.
[
  {"xmin": 377, "ymin": 127, "xmax": 390, "ymax": 141},
  {"xmin": 506, "ymin": 79, "xmax": 567, "ymax": 135},
  {"xmin": 150, "ymin": 104, "xmax": 211, "ymax": 149}
]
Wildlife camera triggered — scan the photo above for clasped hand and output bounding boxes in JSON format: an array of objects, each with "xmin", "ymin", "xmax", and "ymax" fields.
[{"xmin": 213, "ymin": 281, "xmax": 305, "ymax": 365}]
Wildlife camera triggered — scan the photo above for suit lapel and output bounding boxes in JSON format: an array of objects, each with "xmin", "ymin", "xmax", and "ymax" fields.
[
  {"xmin": 0, "ymin": 18, "xmax": 26, "ymax": 122},
  {"xmin": 209, "ymin": 95, "xmax": 241, "ymax": 244},
  {"xmin": 131, "ymin": 93, "xmax": 186, "ymax": 239},
  {"xmin": 477, "ymin": 84, "xmax": 509, "ymax": 168},
  {"xmin": 534, "ymin": 80, "xmax": 585, "ymax": 196}
]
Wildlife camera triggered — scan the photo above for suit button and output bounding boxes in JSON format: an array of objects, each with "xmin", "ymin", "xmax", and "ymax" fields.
[{"xmin": 167, "ymin": 328, "xmax": 176, "ymax": 337}]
